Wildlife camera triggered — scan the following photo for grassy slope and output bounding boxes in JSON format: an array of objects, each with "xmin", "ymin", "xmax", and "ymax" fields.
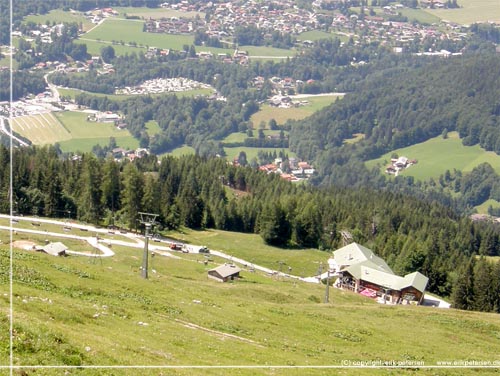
[
  {"xmin": 365, "ymin": 132, "xmax": 500, "ymax": 180},
  {"xmin": 250, "ymin": 95, "xmax": 343, "ymax": 127},
  {"xmin": 2, "ymin": 224, "xmax": 500, "ymax": 375}
]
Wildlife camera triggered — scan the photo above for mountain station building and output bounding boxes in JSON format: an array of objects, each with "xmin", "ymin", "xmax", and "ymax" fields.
[{"xmin": 331, "ymin": 243, "xmax": 428, "ymax": 305}]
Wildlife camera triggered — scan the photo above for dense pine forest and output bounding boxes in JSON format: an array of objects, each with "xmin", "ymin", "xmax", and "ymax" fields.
[{"xmin": 1, "ymin": 145, "xmax": 499, "ymax": 312}]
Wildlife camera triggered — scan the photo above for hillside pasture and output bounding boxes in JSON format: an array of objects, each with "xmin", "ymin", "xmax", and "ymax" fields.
[
  {"xmin": 11, "ymin": 112, "xmax": 71, "ymax": 145},
  {"xmin": 250, "ymin": 94, "xmax": 342, "ymax": 127},
  {"xmin": 365, "ymin": 132, "xmax": 500, "ymax": 181},
  {"xmin": 424, "ymin": 0, "xmax": 500, "ymax": 24},
  {"xmin": 2, "ymin": 229, "xmax": 500, "ymax": 373}
]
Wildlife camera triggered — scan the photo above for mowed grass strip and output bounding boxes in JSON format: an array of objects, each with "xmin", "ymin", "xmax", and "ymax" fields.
[
  {"xmin": 365, "ymin": 132, "xmax": 500, "ymax": 181},
  {"xmin": 424, "ymin": 0, "xmax": 500, "ymax": 23},
  {"xmin": 11, "ymin": 112, "xmax": 71, "ymax": 145}
]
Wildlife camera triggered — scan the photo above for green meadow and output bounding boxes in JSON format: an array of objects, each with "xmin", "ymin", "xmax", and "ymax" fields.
[
  {"xmin": 54, "ymin": 111, "xmax": 139, "ymax": 153},
  {"xmin": 398, "ymin": 8, "xmax": 441, "ymax": 24},
  {"xmin": 83, "ymin": 18, "xmax": 195, "ymax": 51},
  {"xmin": 365, "ymin": 132, "xmax": 500, "ymax": 181},
  {"xmin": 1, "ymin": 222, "xmax": 500, "ymax": 374},
  {"xmin": 425, "ymin": 0, "xmax": 500, "ymax": 24},
  {"xmin": 250, "ymin": 94, "xmax": 343, "ymax": 127},
  {"xmin": 75, "ymin": 39, "xmax": 146, "ymax": 57}
]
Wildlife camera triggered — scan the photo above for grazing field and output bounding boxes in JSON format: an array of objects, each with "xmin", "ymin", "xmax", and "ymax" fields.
[
  {"xmin": 250, "ymin": 94, "xmax": 343, "ymax": 127},
  {"xmin": 2, "ymin": 222, "xmax": 500, "ymax": 373},
  {"xmin": 11, "ymin": 112, "xmax": 71, "ymax": 145},
  {"xmin": 54, "ymin": 111, "xmax": 139, "ymax": 152},
  {"xmin": 365, "ymin": 132, "xmax": 500, "ymax": 181},
  {"xmin": 83, "ymin": 18, "xmax": 195, "ymax": 51},
  {"xmin": 425, "ymin": 0, "xmax": 500, "ymax": 24},
  {"xmin": 398, "ymin": 8, "xmax": 441, "ymax": 24},
  {"xmin": 23, "ymin": 9, "xmax": 93, "ymax": 31},
  {"xmin": 222, "ymin": 132, "xmax": 247, "ymax": 143}
]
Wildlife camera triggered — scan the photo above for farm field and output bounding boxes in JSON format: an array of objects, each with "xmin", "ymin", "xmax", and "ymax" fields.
[
  {"xmin": 145, "ymin": 120, "xmax": 161, "ymax": 137},
  {"xmin": 54, "ymin": 111, "xmax": 139, "ymax": 153},
  {"xmin": 425, "ymin": 0, "xmax": 500, "ymax": 24},
  {"xmin": 365, "ymin": 132, "xmax": 500, "ymax": 181},
  {"xmin": 250, "ymin": 94, "xmax": 343, "ymax": 127},
  {"xmin": 82, "ymin": 18, "xmax": 195, "ymax": 51},
  {"xmin": 1, "ymin": 221, "xmax": 500, "ymax": 373},
  {"xmin": 11, "ymin": 112, "xmax": 71, "ymax": 145}
]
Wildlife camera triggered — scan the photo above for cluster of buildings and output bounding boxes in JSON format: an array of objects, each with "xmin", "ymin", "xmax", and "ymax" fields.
[
  {"xmin": 258, "ymin": 158, "xmax": 315, "ymax": 182},
  {"xmin": 114, "ymin": 77, "xmax": 214, "ymax": 95},
  {"xmin": 157, "ymin": 0, "xmax": 469, "ymax": 53},
  {"xmin": 83, "ymin": 7, "xmax": 119, "ymax": 24},
  {"xmin": 159, "ymin": 0, "xmax": 318, "ymax": 39},
  {"xmin": 385, "ymin": 156, "xmax": 417, "ymax": 175}
]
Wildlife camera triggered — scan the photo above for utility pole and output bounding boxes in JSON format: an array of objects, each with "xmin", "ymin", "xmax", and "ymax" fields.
[
  {"xmin": 138, "ymin": 212, "xmax": 158, "ymax": 279},
  {"xmin": 324, "ymin": 257, "xmax": 336, "ymax": 303}
]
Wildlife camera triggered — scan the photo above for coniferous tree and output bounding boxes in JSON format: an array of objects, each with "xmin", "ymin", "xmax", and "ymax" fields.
[
  {"xmin": 452, "ymin": 257, "xmax": 476, "ymax": 310},
  {"xmin": 77, "ymin": 154, "xmax": 103, "ymax": 224},
  {"xmin": 473, "ymin": 257, "xmax": 493, "ymax": 312},
  {"xmin": 121, "ymin": 163, "xmax": 144, "ymax": 230}
]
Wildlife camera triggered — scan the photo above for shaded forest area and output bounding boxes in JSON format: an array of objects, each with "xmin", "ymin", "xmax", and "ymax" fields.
[{"xmin": 1, "ymin": 145, "xmax": 499, "ymax": 311}]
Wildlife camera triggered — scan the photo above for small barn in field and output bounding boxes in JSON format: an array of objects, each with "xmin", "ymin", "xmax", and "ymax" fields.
[
  {"xmin": 39, "ymin": 242, "xmax": 68, "ymax": 257},
  {"xmin": 208, "ymin": 264, "xmax": 241, "ymax": 282}
]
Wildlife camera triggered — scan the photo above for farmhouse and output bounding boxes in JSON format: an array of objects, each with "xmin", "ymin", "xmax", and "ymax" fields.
[
  {"xmin": 208, "ymin": 264, "xmax": 241, "ymax": 282},
  {"xmin": 332, "ymin": 243, "xmax": 428, "ymax": 305}
]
